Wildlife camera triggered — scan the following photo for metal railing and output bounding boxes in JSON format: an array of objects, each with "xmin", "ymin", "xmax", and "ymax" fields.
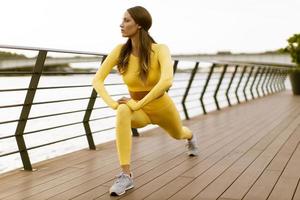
[{"xmin": 0, "ymin": 44, "xmax": 293, "ymax": 172}]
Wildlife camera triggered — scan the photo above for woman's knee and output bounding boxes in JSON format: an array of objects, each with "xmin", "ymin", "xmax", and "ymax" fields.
[
  {"xmin": 117, "ymin": 104, "xmax": 131, "ymax": 116},
  {"xmin": 163, "ymin": 126, "xmax": 192, "ymax": 140}
]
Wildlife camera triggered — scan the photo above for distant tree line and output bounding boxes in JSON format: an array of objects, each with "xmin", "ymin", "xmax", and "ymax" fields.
[{"xmin": 0, "ymin": 51, "xmax": 27, "ymax": 60}]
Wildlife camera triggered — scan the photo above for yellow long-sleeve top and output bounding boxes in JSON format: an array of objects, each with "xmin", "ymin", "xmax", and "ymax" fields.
[{"xmin": 92, "ymin": 43, "xmax": 173, "ymax": 111}]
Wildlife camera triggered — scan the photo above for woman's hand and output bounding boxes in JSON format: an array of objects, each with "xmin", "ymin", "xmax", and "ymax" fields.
[
  {"xmin": 117, "ymin": 97, "xmax": 131, "ymax": 104},
  {"xmin": 126, "ymin": 99, "xmax": 141, "ymax": 111}
]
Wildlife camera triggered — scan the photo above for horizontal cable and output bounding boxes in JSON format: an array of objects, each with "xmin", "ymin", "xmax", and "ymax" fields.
[
  {"xmin": 169, "ymin": 86, "xmax": 188, "ymax": 91},
  {"xmin": 0, "ymin": 134, "xmax": 15, "ymax": 140},
  {"xmin": 91, "ymin": 126, "xmax": 115, "ymax": 134},
  {"xmin": 23, "ymin": 114, "xmax": 115, "ymax": 135},
  {"xmin": 0, "ymin": 126, "xmax": 116, "ymax": 152},
  {"xmin": 173, "ymin": 79, "xmax": 189, "ymax": 82},
  {"xmin": 27, "ymin": 127, "xmax": 115, "ymax": 150},
  {"xmin": 24, "ymin": 121, "xmax": 85, "ymax": 135},
  {"xmin": 186, "ymin": 105, "xmax": 202, "ymax": 110},
  {"xmin": 0, "ymin": 106, "xmax": 108, "ymax": 125},
  {"xmin": 0, "ymin": 83, "xmax": 124, "ymax": 93},
  {"xmin": 28, "ymin": 106, "xmax": 109, "ymax": 121},
  {"xmin": 0, "ymin": 96, "xmax": 93, "ymax": 109},
  {"xmin": 0, "ymin": 72, "xmax": 34, "ymax": 75},
  {"xmin": 169, "ymin": 94, "xmax": 184, "ymax": 98},
  {"xmin": 26, "ymin": 133, "xmax": 88, "ymax": 151},
  {"xmin": 0, "ymin": 92, "xmax": 127, "ymax": 109},
  {"xmin": 185, "ymin": 97, "xmax": 200, "ymax": 103},
  {"xmin": 0, "ymin": 44, "xmax": 105, "ymax": 56},
  {"xmin": 88, "ymin": 114, "xmax": 115, "ymax": 122},
  {"xmin": 0, "ymin": 150, "xmax": 20, "ymax": 158}
]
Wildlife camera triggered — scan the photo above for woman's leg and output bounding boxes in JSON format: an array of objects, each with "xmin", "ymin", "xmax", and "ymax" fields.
[
  {"xmin": 147, "ymin": 96, "xmax": 192, "ymax": 140},
  {"xmin": 147, "ymin": 95, "xmax": 198, "ymax": 156},
  {"xmin": 115, "ymin": 104, "xmax": 151, "ymax": 174}
]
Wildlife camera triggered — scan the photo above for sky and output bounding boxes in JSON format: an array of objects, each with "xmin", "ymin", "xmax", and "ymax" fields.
[{"xmin": 0, "ymin": 0, "xmax": 300, "ymax": 55}]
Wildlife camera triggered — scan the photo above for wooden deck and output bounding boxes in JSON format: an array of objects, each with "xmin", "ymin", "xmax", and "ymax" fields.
[{"xmin": 1, "ymin": 92, "xmax": 300, "ymax": 200}]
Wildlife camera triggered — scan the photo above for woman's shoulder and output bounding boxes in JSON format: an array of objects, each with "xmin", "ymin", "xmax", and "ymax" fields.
[
  {"xmin": 108, "ymin": 43, "xmax": 124, "ymax": 56},
  {"xmin": 152, "ymin": 43, "xmax": 168, "ymax": 48},
  {"xmin": 152, "ymin": 43, "xmax": 170, "ymax": 52},
  {"xmin": 112, "ymin": 43, "xmax": 124, "ymax": 51},
  {"xmin": 152, "ymin": 43, "xmax": 171, "ymax": 56}
]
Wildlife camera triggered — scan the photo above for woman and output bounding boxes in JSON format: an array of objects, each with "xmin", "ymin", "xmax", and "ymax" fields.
[{"xmin": 92, "ymin": 6, "xmax": 198, "ymax": 196}]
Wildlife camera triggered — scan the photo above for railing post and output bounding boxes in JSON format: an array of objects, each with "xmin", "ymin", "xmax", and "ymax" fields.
[
  {"xmin": 181, "ymin": 62, "xmax": 199, "ymax": 120},
  {"xmin": 269, "ymin": 69, "xmax": 277, "ymax": 94},
  {"xmin": 173, "ymin": 60, "xmax": 179, "ymax": 74},
  {"xmin": 83, "ymin": 88, "xmax": 98, "ymax": 148},
  {"xmin": 261, "ymin": 68, "xmax": 270, "ymax": 96},
  {"xmin": 255, "ymin": 67, "xmax": 266, "ymax": 97},
  {"xmin": 266, "ymin": 68, "xmax": 275, "ymax": 95},
  {"xmin": 273, "ymin": 69, "xmax": 280, "ymax": 92},
  {"xmin": 250, "ymin": 66, "xmax": 260, "ymax": 99},
  {"xmin": 225, "ymin": 65, "xmax": 238, "ymax": 107},
  {"xmin": 214, "ymin": 64, "xmax": 228, "ymax": 110},
  {"xmin": 282, "ymin": 70, "xmax": 288, "ymax": 91},
  {"xmin": 83, "ymin": 55, "xmax": 108, "ymax": 149},
  {"xmin": 235, "ymin": 66, "xmax": 247, "ymax": 104},
  {"xmin": 276, "ymin": 69, "xmax": 283, "ymax": 92},
  {"xmin": 280, "ymin": 70, "xmax": 288, "ymax": 91},
  {"xmin": 277, "ymin": 69, "xmax": 285, "ymax": 92},
  {"xmin": 200, "ymin": 64, "xmax": 215, "ymax": 114},
  {"xmin": 14, "ymin": 50, "xmax": 47, "ymax": 171},
  {"xmin": 167, "ymin": 60, "xmax": 179, "ymax": 93},
  {"xmin": 243, "ymin": 66, "xmax": 254, "ymax": 101}
]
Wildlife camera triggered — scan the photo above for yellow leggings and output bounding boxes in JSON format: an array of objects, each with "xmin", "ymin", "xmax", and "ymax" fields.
[{"xmin": 115, "ymin": 93, "xmax": 192, "ymax": 165}]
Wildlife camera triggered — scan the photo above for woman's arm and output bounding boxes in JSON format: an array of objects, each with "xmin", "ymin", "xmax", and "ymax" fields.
[
  {"xmin": 126, "ymin": 44, "xmax": 173, "ymax": 111},
  {"xmin": 92, "ymin": 44, "xmax": 122, "ymax": 110}
]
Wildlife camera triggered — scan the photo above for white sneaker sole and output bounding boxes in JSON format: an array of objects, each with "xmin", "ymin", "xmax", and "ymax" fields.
[
  {"xmin": 188, "ymin": 150, "xmax": 199, "ymax": 156},
  {"xmin": 110, "ymin": 184, "xmax": 134, "ymax": 196}
]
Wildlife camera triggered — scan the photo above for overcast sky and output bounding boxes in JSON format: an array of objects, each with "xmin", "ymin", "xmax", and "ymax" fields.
[{"xmin": 1, "ymin": 0, "xmax": 299, "ymax": 55}]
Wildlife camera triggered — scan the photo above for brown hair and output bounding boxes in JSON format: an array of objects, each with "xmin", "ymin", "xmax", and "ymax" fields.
[{"xmin": 117, "ymin": 6, "xmax": 156, "ymax": 81}]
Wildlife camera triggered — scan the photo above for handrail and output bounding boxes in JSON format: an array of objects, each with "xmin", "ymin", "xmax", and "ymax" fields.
[
  {"xmin": 0, "ymin": 44, "xmax": 290, "ymax": 173},
  {"xmin": 0, "ymin": 44, "xmax": 105, "ymax": 56}
]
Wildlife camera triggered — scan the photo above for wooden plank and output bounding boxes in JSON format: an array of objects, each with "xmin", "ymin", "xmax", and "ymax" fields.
[
  {"xmin": 293, "ymin": 178, "xmax": 300, "ymax": 200},
  {"xmin": 167, "ymin": 100, "xmax": 297, "ymax": 200},
  {"xmin": 219, "ymin": 118, "xmax": 300, "ymax": 200},
  {"xmin": 194, "ymin": 109, "xmax": 300, "ymax": 200},
  {"xmin": 0, "ymin": 148, "xmax": 117, "ymax": 196},
  {"xmin": 243, "ymin": 125, "xmax": 300, "ymax": 200},
  {"xmin": 267, "ymin": 132, "xmax": 300, "ymax": 200},
  {"xmin": 144, "ymin": 177, "xmax": 193, "ymax": 200},
  {"xmin": 71, "ymin": 186, "xmax": 109, "ymax": 200}
]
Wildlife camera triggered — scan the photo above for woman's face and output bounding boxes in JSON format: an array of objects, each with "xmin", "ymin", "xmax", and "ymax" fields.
[{"xmin": 120, "ymin": 11, "xmax": 140, "ymax": 38}]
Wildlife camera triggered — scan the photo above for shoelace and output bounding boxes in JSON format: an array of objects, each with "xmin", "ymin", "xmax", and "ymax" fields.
[
  {"xmin": 115, "ymin": 172, "xmax": 131, "ymax": 184},
  {"xmin": 186, "ymin": 141, "xmax": 194, "ymax": 150}
]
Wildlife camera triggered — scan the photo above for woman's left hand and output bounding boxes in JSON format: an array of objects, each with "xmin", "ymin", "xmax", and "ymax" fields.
[
  {"xmin": 117, "ymin": 97, "xmax": 131, "ymax": 104},
  {"xmin": 126, "ymin": 99, "xmax": 141, "ymax": 111}
]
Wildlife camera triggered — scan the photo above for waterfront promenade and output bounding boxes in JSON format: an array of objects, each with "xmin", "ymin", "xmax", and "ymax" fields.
[{"xmin": 0, "ymin": 91, "xmax": 299, "ymax": 200}]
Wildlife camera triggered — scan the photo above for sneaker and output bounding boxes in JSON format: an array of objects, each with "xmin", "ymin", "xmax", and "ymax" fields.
[
  {"xmin": 109, "ymin": 172, "xmax": 134, "ymax": 196},
  {"xmin": 186, "ymin": 134, "xmax": 199, "ymax": 156}
]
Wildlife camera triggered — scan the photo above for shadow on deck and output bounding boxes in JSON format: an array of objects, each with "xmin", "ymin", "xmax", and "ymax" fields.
[{"xmin": 1, "ymin": 92, "xmax": 300, "ymax": 200}]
